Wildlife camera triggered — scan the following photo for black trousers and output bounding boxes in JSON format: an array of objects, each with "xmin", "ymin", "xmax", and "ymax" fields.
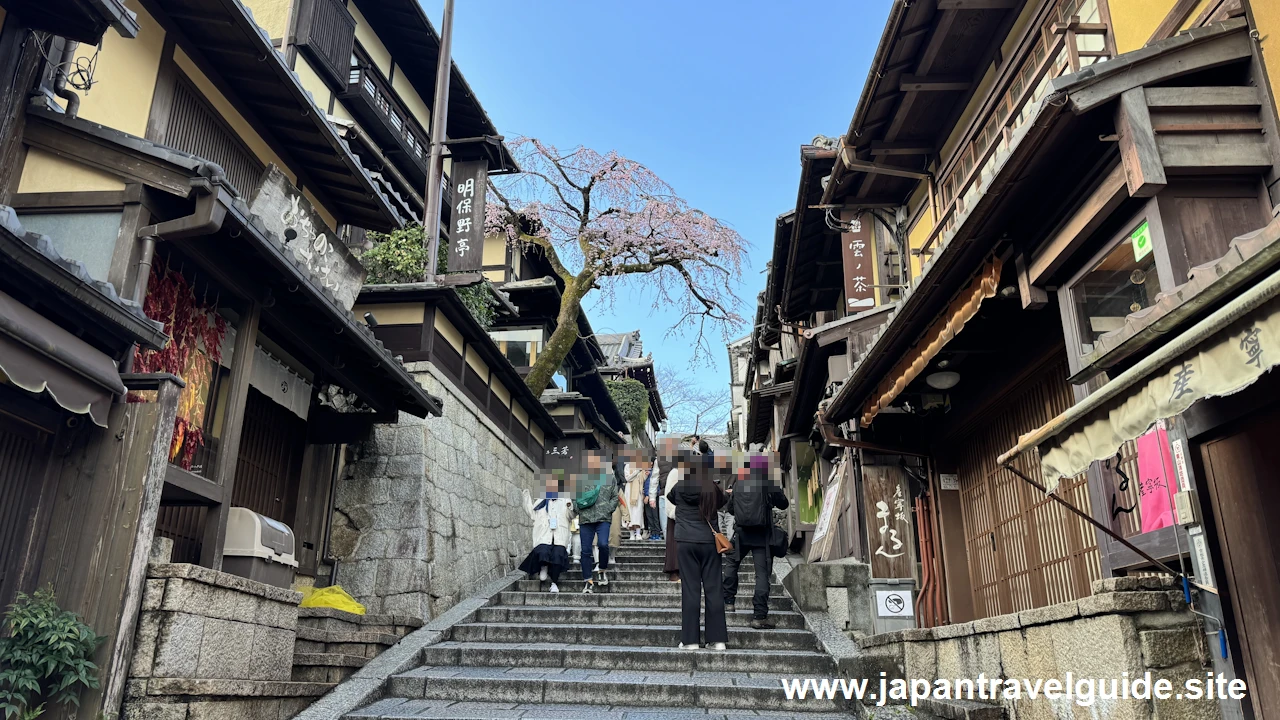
[
  {"xmin": 676, "ymin": 542, "xmax": 728, "ymax": 645},
  {"xmin": 723, "ymin": 537, "xmax": 773, "ymax": 619},
  {"xmin": 644, "ymin": 502, "xmax": 662, "ymax": 536}
]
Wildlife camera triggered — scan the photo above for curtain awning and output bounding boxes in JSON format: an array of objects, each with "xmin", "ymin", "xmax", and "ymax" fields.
[
  {"xmin": 861, "ymin": 257, "xmax": 1002, "ymax": 426},
  {"xmin": 999, "ymin": 265, "xmax": 1280, "ymax": 490},
  {"xmin": 0, "ymin": 290, "xmax": 124, "ymax": 427}
]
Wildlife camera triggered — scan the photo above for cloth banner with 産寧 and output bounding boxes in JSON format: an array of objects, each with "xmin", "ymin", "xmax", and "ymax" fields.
[{"xmin": 1038, "ymin": 293, "xmax": 1280, "ymax": 488}]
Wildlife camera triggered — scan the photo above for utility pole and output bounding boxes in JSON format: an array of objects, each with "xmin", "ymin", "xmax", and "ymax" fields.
[{"xmin": 423, "ymin": 0, "xmax": 454, "ymax": 279}]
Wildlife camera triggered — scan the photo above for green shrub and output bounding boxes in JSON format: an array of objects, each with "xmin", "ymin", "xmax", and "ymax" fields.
[
  {"xmin": 605, "ymin": 378, "xmax": 650, "ymax": 436},
  {"xmin": 363, "ymin": 224, "xmax": 497, "ymax": 329},
  {"xmin": 0, "ymin": 587, "xmax": 104, "ymax": 719}
]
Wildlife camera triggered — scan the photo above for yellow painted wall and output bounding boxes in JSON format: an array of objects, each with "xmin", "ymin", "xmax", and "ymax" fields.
[
  {"xmin": 302, "ymin": 187, "xmax": 339, "ymax": 232},
  {"xmin": 1252, "ymin": 0, "xmax": 1280, "ymax": 116},
  {"xmin": 241, "ymin": 0, "xmax": 292, "ymax": 39},
  {"xmin": 391, "ymin": 64, "xmax": 431, "ymax": 133},
  {"xmin": 353, "ymin": 302, "xmax": 424, "ymax": 325},
  {"xmin": 331, "ymin": 99, "xmax": 353, "ymax": 124},
  {"xmin": 513, "ymin": 403, "xmax": 529, "ymax": 428},
  {"xmin": 434, "ymin": 310, "xmax": 463, "ymax": 351},
  {"xmin": 482, "ymin": 270, "xmax": 504, "ymax": 282},
  {"xmin": 464, "ymin": 346, "xmax": 489, "ymax": 381},
  {"xmin": 492, "ymin": 379, "xmax": 511, "ymax": 408},
  {"xmin": 18, "ymin": 148, "xmax": 126, "ymax": 193},
  {"xmin": 1112, "ymin": 0, "xmax": 1179, "ymax": 53},
  {"xmin": 294, "ymin": 54, "xmax": 333, "ymax": 117},
  {"xmin": 530, "ymin": 424, "xmax": 544, "ymax": 446},
  {"xmin": 906, "ymin": 184, "xmax": 935, "ymax": 279},
  {"xmin": 63, "ymin": 0, "xmax": 165, "ymax": 137},
  {"xmin": 349, "ymin": 2, "xmax": 392, "ymax": 77},
  {"xmin": 482, "ymin": 236, "xmax": 506, "ymax": 266}
]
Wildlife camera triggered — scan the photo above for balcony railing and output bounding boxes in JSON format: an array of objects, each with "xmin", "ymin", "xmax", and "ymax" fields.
[
  {"xmin": 342, "ymin": 63, "xmax": 429, "ymax": 181},
  {"xmin": 919, "ymin": 0, "xmax": 1112, "ymax": 255}
]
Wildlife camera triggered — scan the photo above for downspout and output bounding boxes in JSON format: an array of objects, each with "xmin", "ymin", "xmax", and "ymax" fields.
[{"xmin": 53, "ymin": 39, "xmax": 81, "ymax": 119}]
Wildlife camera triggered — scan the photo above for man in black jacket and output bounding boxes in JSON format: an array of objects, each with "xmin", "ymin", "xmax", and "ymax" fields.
[{"xmin": 723, "ymin": 459, "xmax": 788, "ymax": 628}]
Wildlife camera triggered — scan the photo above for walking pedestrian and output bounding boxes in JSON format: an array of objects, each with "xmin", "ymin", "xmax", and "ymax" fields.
[
  {"xmin": 643, "ymin": 454, "xmax": 663, "ymax": 541},
  {"xmin": 575, "ymin": 451, "xmax": 623, "ymax": 594},
  {"xmin": 622, "ymin": 449, "xmax": 651, "ymax": 541},
  {"xmin": 723, "ymin": 454, "xmax": 788, "ymax": 628},
  {"xmin": 518, "ymin": 475, "xmax": 573, "ymax": 594},
  {"xmin": 668, "ymin": 448, "xmax": 729, "ymax": 650},
  {"xmin": 658, "ymin": 440, "xmax": 684, "ymax": 581}
]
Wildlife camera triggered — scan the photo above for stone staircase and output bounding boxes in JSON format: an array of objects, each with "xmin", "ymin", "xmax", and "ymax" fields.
[
  {"xmin": 345, "ymin": 539, "xmax": 857, "ymax": 719},
  {"xmin": 293, "ymin": 607, "xmax": 422, "ymax": 684}
]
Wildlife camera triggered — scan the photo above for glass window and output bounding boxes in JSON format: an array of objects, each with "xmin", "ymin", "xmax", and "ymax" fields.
[
  {"xmin": 488, "ymin": 328, "xmax": 544, "ymax": 368},
  {"xmin": 1070, "ymin": 219, "xmax": 1163, "ymax": 354}
]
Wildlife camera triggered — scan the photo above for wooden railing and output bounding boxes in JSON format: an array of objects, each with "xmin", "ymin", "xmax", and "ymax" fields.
[
  {"xmin": 919, "ymin": 0, "xmax": 1112, "ymax": 255},
  {"xmin": 346, "ymin": 63, "xmax": 429, "ymax": 166}
]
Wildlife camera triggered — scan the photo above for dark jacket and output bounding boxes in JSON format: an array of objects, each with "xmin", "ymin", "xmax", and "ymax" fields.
[
  {"xmin": 667, "ymin": 462, "xmax": 728, "ymax": 544},
  {"xmin": 729, "ymin": 479, "xmax": 788, "ymax": 548}
]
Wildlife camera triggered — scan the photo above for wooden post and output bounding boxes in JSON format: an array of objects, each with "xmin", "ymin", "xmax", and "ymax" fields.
[
  {"xmin": 1115, "ymin": 87, "xmax": 1167, "ymax": 197},
  {"xmin": 200, "ymin": 301, "xmax": 261, "ymax": 569},
  {"xmin": 101, "ymin": 375, "xmax": 181, "ymax": 717}
]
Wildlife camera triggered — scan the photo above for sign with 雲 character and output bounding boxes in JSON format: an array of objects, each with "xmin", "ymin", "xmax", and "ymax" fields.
[
  {"xmin": 841, "ymin": 210, "xmax": 877, "ymax": 311},
  {"xmin": 447, "ymin": 159, "xmax": 488, "ymax": 273}
]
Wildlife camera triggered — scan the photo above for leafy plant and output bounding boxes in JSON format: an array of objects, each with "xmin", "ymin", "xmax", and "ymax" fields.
[
  {"xmin": 363, "ymin": 224, "xmax": 497, "ymax": 329},
  {"xmin": 605, "ymin": 378, "xmax": 650, "ymax": 436},
  {"xmin": 0, "ymin": 588, "xmax": 104, "ymax": 719}
]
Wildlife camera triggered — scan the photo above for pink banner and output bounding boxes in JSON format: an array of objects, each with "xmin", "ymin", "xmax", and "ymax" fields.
[{"xmin": 1136, "ymin": 427, "xmax": 1176, "ymax": 533}]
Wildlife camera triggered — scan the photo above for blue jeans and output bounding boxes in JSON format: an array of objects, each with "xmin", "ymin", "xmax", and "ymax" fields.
[{"xmin": 579, "ymin": 521, "xmax": 611, "ymax": 581}]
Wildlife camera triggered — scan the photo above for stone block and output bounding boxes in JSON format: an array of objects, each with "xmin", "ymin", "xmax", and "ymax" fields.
[
  {"xmin": 901, "ymin": 628, "xmax": 934, "ymax": 642},
  {"xmin": 121, "ymin": 700, "xmax": 187, "ymax": 720},
  {"xmin": 250, "ymin": 626, "xmax": 296, "ymax": 682},
  {"xmin": 1018, "ymin": 600, "xmax": 1079, "ymax": 627},
  {"xmin": 150, "ymin": 537, "xmax": 175, "ymax": 565},
  {"xmin": 143, "ymin": 579, "xmax": 167, "ymax": 611},
  {"xmin": 1078, "ymin": 591, "xmax": 1169, "ymax": 617},
  {"xmin": 932, "ymin": 621, "xmax": 975, "ymax": 640},
  {"xmin": 195, "ymin": 618, "xmax": 255, "ymax": 679},
  {"xmin": 130, "ymin": 611, "xmax": 161, "ymax": 678},
  {"xmin": 972, "ymin": 612, "xmax": 1020, "ymax": 635},
  {"xmin": 902, "ymin": 635, "xmax": 937, "ymax": 679},
  {"xmin": 186, "ymin": 699, "xmax": 282, "ymax": 720},
  {"xmin": 153, "ymin": 613, "xmax": 204, "ymax": 678},
  {"xmin": 1140, "ymin": 628, "xmax": 1205, "ymax": 668}
]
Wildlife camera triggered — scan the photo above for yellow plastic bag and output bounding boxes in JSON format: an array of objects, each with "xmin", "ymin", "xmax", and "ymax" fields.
[{"xmin": 299, "ymin": 585, "xmax": 366, "ymax": 615}]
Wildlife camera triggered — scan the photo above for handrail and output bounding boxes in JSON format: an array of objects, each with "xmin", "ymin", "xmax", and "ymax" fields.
[{"xmin": 348, "ymin": 64, "xmax": 430, "ymax": 164}]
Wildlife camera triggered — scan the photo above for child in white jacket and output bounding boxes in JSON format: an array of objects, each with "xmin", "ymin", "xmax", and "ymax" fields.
[{"xmin": 519, "ymin": 476, "xmax": 575, "ymax": 593}]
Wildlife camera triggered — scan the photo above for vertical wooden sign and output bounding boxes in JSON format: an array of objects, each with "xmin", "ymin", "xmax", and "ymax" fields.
[
  {"xmin": 841, "ymin": 210, "xmax": 877, "ymax": 311},
  {"xmin": 447, "ymin": 159, "xmax": 488, "ymax": 273},
  {"xmin": 862, "ymin": 464, "xmax": 915, "ymax": 578}
]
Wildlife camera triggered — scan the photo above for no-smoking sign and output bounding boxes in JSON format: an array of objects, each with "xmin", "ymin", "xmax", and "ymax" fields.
[{"xmin": 876, "ymin": 589, "xmax": 914, "ymax": 617}]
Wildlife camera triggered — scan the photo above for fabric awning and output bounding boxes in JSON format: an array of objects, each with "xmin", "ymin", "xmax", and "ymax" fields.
[
  {"xmin": 0, "ymin": 290, "xmax": 124, "ymax": 427},
  {"xmin": 999, "ymin": 265, "xmax": 1280, "ymax": 490},
  {"xmin": 861, "ymin": 257, "xmax": 1002, "ymax": 426}
]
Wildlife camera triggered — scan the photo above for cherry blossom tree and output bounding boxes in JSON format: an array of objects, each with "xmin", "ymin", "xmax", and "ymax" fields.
[{"xmin": 486, "ymin": 138, "xmax": 748, "ymax": 394}]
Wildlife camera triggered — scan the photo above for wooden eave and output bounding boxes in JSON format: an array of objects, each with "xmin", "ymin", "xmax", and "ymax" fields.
[
  {"xmin": 349, "ymin": 0, "xmax": 517, "ymax": 173},
  {"xmin": 780, "ymin": 147, "xmax": 840, "ymax": 322},
  {"xmin": 823, "ymin": 0, "xmax": 1028, "ymax": 207},
  {"xmin": 3, "ymin": 0, "xmax": 139, "ymax": 43},
  {"xmin": 142, "ymin": 0, "xmax": 405, "ymax": 230}
]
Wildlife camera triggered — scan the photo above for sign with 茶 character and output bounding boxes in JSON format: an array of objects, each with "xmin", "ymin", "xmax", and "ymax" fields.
[
  {"xmin": 447, "ymin": 159, "xmax": 488, "ymax": 273},
  {"xmin": 841, "ymin": 210, "xmax": 878, "ymax": 311},
  {"xmin": 249, "ymin": 164, "xmax": 365, "ymax": 310}
]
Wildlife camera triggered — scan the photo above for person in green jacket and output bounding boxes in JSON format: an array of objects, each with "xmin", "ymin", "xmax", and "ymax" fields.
[{"xmin": 575, "ymin": 450, "xmax": 623, "ymax": 594}]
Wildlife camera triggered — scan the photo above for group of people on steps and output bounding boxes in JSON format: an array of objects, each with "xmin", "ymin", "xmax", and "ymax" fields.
[{"xmin": 519, "ymin": 437, "xmax": 789, "ymax": 651}]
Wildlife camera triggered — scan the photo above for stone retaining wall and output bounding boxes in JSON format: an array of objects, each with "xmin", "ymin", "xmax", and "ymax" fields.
[
  {"xmin": 330, "ymin": 362, "xmax": 540, "ymax": 622},
  {"xmin": 857, "ymin": 577, "xmax": 1219, "ymax": 720}
]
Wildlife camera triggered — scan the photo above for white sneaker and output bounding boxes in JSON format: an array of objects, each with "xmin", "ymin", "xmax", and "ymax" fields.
[
  {"xmin": 539, "ymin": 566, "xmax": 549, "ymax": 582},
  {"xmin": 549, "ymin": 583, "xmax": 559, "ymax": 594},
  {"xmin": 709, "ymin": 642, "xmax": 727, "ymax": 651},
  {"xmin": 678, "ymin": 642, "xmax": 699, "ymax": 650},
  {"xmin": 582, "ymin": 581, "xmax": 594, "ymax": 594},
  {"xmin": 597, "ymin": 572, "xmax": 609, "ymax": 587}
]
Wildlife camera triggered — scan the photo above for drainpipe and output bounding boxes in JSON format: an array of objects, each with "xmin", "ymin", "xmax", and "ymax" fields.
[
  {"xmin": 120, "ymin": 174, "xmax": 229, "ymax": 372},
  {"xmin": 53, "ymin": 39, "xmax": 81, "ymax": 119}
]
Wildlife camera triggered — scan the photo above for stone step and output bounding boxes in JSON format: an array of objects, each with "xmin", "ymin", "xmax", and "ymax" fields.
[
  {"xmin": 916, "ymin": 697, "xmax": 1006, "ymax": 720},
  {"xmin": 291, "ymin": 652, "xmax": 369, "ymax": 683},
  {"xmin": 447, "ymin": 622, "xmax": 818, "ymax": 651},
  {"xmin": 421, "ymin": 640, "xmax": 835, "ymax": 675},
  {"xmin": 476, "ymin": 605, "xmax": 806, "ymax": 629},
  {"xmin": 294, "ymin": 626, "xmax": 401, "ymax": 659},
  {"xmin": 516, "ymin": 579, "xmax": 785, "ymax": 594},
  {"xmin": 348, "ymin": 697, "xmax": 857, "ymax": 720},
  {"xmin": 385, "ymin": 666, "xmax": 849, "ymax": 713},
  {"xmin": 296, "ymin": 609, "xmax": 420, "ymax": 638},
  {"xmin": 606, "ymin": 569, "xmax": 761, "ymax": 581},
  {"xmin": 497, "ymin": 591, "xmax": 797, "ymax": 612}
]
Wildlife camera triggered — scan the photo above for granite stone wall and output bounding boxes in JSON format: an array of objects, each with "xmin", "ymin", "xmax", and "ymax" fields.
[{"xmin": 330, "ymin": 362, "xmax": 540, "ymax": 621}]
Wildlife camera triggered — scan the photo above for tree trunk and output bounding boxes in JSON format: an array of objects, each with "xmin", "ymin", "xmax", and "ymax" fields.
[{"xmin": 524, "ymin": 274, "xmax": 591, "ymax": 395}]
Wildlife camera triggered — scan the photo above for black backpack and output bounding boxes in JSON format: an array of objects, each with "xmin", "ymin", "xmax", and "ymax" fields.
[{"xmin": 732, "ymin": 479, "xmax": 771, "ymax": 528}]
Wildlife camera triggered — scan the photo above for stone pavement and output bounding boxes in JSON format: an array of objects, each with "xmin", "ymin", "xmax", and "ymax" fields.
[{"xmin": 343, "ymin": 540, "xmax": 859, "ymax": 719}]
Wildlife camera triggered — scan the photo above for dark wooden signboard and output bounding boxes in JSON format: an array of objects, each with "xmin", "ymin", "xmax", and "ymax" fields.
[
  {"xmin": 841, "ymin": 210, "xmax": 877, "ymax": 312},
  {"xmin": 862, "ymin": 464, "xmax": 915, "ymax": 579},
  {"xmin": 447, "ymin": 159, "xmax": 488, "ymax": 273}
]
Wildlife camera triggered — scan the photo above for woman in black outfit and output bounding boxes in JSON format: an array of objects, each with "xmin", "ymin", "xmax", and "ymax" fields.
[{"xmin": 667, "ymin": 448, "xmax": 729, "ymax": 650}]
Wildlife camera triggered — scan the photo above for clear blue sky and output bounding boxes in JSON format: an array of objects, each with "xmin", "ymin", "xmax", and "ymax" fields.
[{"xmin": 421, "ymin": 1, "xmax": 892, "ymax": 421}]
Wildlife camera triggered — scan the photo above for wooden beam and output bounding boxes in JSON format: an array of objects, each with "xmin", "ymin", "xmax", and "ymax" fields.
[
  {"xmin": 1143, "ymin": 85, "xmax": 1260, "ymax": 111},
  {"xmin": 22, "ymin": 116, "xmax": 194, "ymax": 198},
  {"xmin": 1028, "ymin": 163, "xmax": 1129, "ymax": 285},
  {"xmin": 842, "ymin": 157, "xmax": 930, "ymax": 180},
  {"xmin": 937, "ymin": 0, "xmax": 1017, "ymax": 8},
  {"xmin": 1156, "ymin": 139, "xmax": 1273, "ymax": 171},
  {"xmin": 900, "ymin": 74, "xmax": 971, "ymax": 92},
  {"xmin": 200, "ymin": 300, "xmax": 261, "ymax": 570},
  {"xmin": 1015, "ymin": 253, "xmax": 1048, "ymax": 310},
  {"xmin": 1147, "ymin": 0, "xmax": 1201, "ymax": 44},
  {"xmin": 1115, "ymin": 88, "xmax": 1166, "ymax": 197},
  {"xmin": 870, "ymin": 141, "xmax": 935, "ymax": 157}
]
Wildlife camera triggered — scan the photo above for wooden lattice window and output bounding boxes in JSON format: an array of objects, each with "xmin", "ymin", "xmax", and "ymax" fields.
[
  {"xmin": 294, "ymin": 0, "xmax": 357, "ymax": 92},
  {"xmin": 956, "ymin": 356, "xmax": 1102, "ymax": 619},
  {"xmin": 166, "ymin": 75, "xmax": 266, "ymax": 198}
]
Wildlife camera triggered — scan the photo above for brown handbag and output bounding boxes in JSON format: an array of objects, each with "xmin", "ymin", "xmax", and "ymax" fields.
[{"xmin": 709, "ymin": 522, "xmax": 732, "ymax": 554}]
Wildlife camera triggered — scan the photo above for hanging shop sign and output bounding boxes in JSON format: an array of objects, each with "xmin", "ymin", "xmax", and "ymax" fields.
[
  {"xmin": 841, "ymin": 210, "xmax": 877, "ymax": 311},
  {"xmin": 249, "ymin": 164, "xmax": 365, "ymax": 310},
  {"xmin": 447, "ymin": 159, "xmax": 488, "ymax": 273},
  {"xmin": 862, "ymin": 465, "xmax": 915, "ymax": 578}
]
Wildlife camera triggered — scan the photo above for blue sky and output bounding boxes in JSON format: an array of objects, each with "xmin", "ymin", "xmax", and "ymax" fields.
[{"xmin": 421, "ymin": 1, "xmax": 892, "ymax": 418}]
